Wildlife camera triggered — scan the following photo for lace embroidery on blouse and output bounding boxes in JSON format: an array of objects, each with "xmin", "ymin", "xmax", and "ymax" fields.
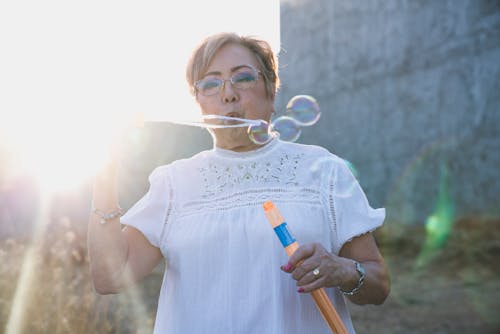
[
  {"xmin": 328, "ymin": 166, "xmax": 338, "ymax": 253},
  {"xmin": 163, "ymin": 151, "xmax": 329, "ymax": 217},
  {"xmin": 159, "ymin": 175, "xmax": 174, "ymax": 243},
  {"xmin": 198, "ymin": 152, "xmax": 305, "ymax": 198}
]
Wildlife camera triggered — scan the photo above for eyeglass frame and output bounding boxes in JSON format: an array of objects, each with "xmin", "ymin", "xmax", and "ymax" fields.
[{"xmin": 194, "ymin": 65, "xmax": 262, "ymax": 96}]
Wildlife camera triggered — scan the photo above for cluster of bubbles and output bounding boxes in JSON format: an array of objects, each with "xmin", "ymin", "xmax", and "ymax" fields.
[
  {"xmin": 248, "ymin": 95, "xmax": 321, "ymax": 144},
  {"xmin": 168, "ymin": 95, "xmax": 320, "ymax": 145}
]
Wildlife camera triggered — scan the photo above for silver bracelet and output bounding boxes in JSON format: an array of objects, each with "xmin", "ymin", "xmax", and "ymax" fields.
[
  {"xmin": 340, "ymin": 260, "xmax": 366, "ymax": 296},
  {"xmin": 92, "ymin": 206, "xmax": 124, "ymax": 225}
]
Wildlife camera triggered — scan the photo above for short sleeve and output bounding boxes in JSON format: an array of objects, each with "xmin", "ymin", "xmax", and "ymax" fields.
[
  {"xmin": 330, "ymin": 159, "xmax": 385, "ymax": 254},
  {"xmin": 121, "ymin": 166, "xmax": 171, "ymax": 248}
]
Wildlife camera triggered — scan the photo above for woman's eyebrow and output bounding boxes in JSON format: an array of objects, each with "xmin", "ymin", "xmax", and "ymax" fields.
[{"xmin": 203, "ymin": 65, "xmax": 253, "ymax": 77}]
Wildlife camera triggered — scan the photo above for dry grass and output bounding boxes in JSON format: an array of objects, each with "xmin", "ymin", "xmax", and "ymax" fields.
[{"xmin": 0, "ymin": 218, "xmax": 160, "ymax": 334}]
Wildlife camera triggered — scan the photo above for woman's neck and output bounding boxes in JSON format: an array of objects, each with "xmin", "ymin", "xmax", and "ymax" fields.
[{"xmin": 215, "ymin": 140, "xmax": 263, "ymax": 152}]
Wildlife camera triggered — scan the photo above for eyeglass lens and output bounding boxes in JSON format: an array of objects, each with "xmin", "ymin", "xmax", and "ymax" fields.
[{"xmin": 196, "ymin": 69, "xmax": 258, "ymax": 96}]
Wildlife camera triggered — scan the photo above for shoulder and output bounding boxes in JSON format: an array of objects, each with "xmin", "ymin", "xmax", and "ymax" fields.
[
  {"xmin": 148, "ymin": 149, "xmax": 214, "ymax": 182},
  {"xmin": 277, "ymin": 141, "xmax": 353, "ymax": 186},
  {"xmin": 147, "ymin": 165, "xmax": 170, "ymax": 185},
  {"xmin": 279, "ymin": 140, "xmax": 346, "ymax": 166},
  {"xmin": 280, "ymin": 140, "xmax": 329, "ymax": 156},
  {"xmin": 167, "ymin": 149, "xmax": 213, "ymax": 171}
]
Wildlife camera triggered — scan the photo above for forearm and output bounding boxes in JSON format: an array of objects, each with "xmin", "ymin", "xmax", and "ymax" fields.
[{"xmin": 87, "ymin": 163, "xmax": 129, "ymax": 294}]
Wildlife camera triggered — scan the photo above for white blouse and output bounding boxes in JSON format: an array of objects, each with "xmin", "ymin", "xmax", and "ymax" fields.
[{"xmin": 121, "ymin": 137, "xmax": 385, "ymax": 334}]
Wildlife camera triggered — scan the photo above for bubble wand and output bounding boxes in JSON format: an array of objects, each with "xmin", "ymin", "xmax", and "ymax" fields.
[
  {"xmin": 263, "ymin": 201, "xmax": 348, "ymax": 334},
  {"xmin": 138, "ymin": 95, "xmax": 321, "ymax": 144}
]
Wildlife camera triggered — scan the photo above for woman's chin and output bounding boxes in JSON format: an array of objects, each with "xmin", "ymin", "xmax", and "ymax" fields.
[
  {"xmin": 214, "ymin": 132, "xmax": 260, "ymax": 152},
  {"xmin": 214, "ymin": 129, "xmax": 246, "ymax": 145}
]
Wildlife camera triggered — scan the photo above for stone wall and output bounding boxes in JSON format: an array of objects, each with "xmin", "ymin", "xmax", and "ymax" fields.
[{"xmin": 277, "ymin": 0, "xmax": 500, "ymax": 224}]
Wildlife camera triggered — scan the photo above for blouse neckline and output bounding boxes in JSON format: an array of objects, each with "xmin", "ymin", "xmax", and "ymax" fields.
[{"xmin": 212, "ymin": 136, "xmax": 280, "ymax": 159}]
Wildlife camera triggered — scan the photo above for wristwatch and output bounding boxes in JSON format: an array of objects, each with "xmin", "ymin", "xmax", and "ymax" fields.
[{"xmin": 340, "ymin": 260, "xmax": 365, "ymax": 296}]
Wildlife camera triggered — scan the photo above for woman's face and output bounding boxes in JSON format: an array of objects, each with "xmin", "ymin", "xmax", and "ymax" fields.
[{"xmin": 195, "ymin": 43, "xmax": 275, "ymax": 151}]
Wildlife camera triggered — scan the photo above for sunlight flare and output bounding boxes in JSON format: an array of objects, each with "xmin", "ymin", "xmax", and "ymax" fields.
[
  {"xmin": 5, "ymin": 193, "xmax": 51, "ymax": 334},
  {"xmin": 0, "ymin": 0, "xmax": 279, "ymax": 192}
]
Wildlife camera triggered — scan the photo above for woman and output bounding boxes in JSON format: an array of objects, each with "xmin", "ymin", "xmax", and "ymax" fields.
[{"xmin": 88, "ymin": 32, "xmax": 390, "ymax": 333}]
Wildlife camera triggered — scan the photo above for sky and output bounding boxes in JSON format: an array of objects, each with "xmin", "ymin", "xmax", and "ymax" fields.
[{"xmin": 0, "ymin": 0, "xmax": 280, "ymax": 191}]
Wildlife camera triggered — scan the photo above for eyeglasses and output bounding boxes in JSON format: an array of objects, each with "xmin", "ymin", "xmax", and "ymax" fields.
[{"xmin": 195, "ymin": 67, "xmax": 261, "ymax": 96}]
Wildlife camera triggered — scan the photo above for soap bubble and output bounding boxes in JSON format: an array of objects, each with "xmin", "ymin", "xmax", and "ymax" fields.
[
  {"xmin": 286, "ymin": 95, "xmax": 321, "ymax": 126},
  {"xmin": 271, "ymin": 116, "xmax": 301, "ymax": 142},
  {"xmin": 248, "ymin": 120, "xmax": 272, "ymax": 145}
]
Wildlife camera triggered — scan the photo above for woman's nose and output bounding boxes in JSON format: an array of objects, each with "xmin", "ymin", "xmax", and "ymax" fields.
[{"xmin": 221, "ymin": 80, "xmax": 239, "ymax": 103}]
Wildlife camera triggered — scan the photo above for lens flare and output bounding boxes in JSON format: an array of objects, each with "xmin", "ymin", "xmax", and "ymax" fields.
[
  {"xmin": 271, "ymin": 116, "xmax": 301, "ymax": 142},
  {"xmin": 343, "ymin": 159, "xmax": 359, "ymax": 180},
  {"xmin": 286, "ymin": 95, "xmax": 321, "ymax": 126},
  {"xmin": 414, "ymin": 162, "xmax": 454, "ymax": 269}
]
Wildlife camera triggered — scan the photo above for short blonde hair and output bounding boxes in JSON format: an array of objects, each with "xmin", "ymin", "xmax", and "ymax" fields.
[{"xmin": 186, "ymin": 32, "xmax": 279, "ymax": 98}]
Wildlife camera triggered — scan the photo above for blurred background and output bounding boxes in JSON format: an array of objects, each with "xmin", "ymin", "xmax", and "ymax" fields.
[{"xmin": 1, "ymin": 0, "xmax": 499, "ymax": 333}]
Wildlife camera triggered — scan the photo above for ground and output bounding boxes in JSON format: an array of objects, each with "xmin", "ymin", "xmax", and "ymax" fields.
[
  {"xmin": 349, "ymin": 217, "xmax": 500, "ymax": 334},
  {"xmin": 0, "ymin": 216, "xmax": 498, "ymax": 333}
]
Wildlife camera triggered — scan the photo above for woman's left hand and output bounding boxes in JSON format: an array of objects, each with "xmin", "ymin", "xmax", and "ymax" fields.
[{"xmin": 281, "ymin": 242, "xmax": 357, "ymax": 293}]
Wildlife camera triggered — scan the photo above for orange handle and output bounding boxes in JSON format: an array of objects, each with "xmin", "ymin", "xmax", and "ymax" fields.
[{"xmin": 263, "ymin": 201, "xmax": 348, "ymax": 334}]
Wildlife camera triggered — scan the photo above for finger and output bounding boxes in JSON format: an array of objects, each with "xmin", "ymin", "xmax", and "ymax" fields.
[
  {"xmin": 297, "ymin": 276, "xmax": 329, "ymax": 293},
  {"xmin": 291, "ymin": 257, "xmax": 320, "ymax": 281},
  {"xmin": 296, "ymin": 268, "xmax": 321, "ymax": 287},
  {"xmin": 285, "ymin": 243, "xmax": 316, "ymax": 271}
]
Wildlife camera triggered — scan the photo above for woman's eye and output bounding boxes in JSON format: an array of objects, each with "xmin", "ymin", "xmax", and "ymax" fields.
[
  {"xmin": 234, "ymin": 72, "xmax": 256, "ymax": 83},
  {"xmin": 201, "ymin": 79, "xmax": 221, "ymax": 89}
]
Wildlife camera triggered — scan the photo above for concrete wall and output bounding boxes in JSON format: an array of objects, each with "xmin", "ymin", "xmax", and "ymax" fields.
[{"xmin": 276, "ymin": 0, "xmax": 500, "ymax": 224}]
